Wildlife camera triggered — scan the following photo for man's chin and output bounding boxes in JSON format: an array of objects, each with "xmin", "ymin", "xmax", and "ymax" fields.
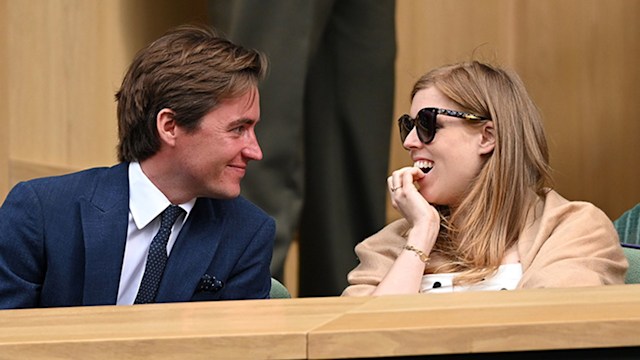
[
  {"xmin": 221, "ymin": 191, "xmax": 241, "ymax": 199},
  {"xmin": 206, "ymin": 186, "xmax": 241, "ymax": 200}
]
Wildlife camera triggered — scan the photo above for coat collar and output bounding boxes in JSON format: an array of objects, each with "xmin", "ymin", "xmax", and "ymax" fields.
[{"xmin": 80, "ymin": 163, "xmax": 130, "ymax": 305}]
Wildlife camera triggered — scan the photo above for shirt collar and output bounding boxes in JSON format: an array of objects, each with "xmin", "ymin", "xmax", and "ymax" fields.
[{"xmin": 128, "ymin": 162, "xmax": 196, "ymax": 230}]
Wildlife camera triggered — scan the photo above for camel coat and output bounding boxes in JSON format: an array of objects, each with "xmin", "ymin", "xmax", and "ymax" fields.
[{"xmin": 342, "ymin": 190, "xmax": 627, "ymax": 296}]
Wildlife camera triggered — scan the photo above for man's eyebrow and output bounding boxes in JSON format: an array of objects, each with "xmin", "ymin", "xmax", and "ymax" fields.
[{"xmin": 229, "ymin": 117, "xmax": 257, "ymax": 127}]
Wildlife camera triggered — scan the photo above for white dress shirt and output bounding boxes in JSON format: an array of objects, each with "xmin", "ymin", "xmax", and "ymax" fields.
[
  {"xmin": 116, "ymin": 162, "xmax": 196, "ymax": 305},
  {"xmin": 420, "ymin": 263, "xmax": 523, "ymax": 293}
]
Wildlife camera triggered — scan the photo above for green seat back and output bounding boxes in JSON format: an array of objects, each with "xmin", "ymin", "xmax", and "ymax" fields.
[
  {"xmin": 622, "ymin": 244, "xmax": 640, "ymax": 284},
  {"xmin": 615, "ymin": 203, "xmax": 640, "ymax": 245},
  {"xmin": 269, "ymin": 277, "xmax": 291, "ymax": 299},
  {"xmin": 615, "ymin": 203, "xmax": 640, "ymax": 284}
]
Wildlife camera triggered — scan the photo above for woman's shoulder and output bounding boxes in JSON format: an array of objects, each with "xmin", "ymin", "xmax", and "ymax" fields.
[
  {"xmin": 519, "ymin": 188, "xmax": 619, "ymax": 255},
  {"xmin": 540, "ymin": 189, "xmax": 612, "ymax": 223},
  {"xmin": 518, "ymin": 189, "xmax": 626, "ymax": 287}
]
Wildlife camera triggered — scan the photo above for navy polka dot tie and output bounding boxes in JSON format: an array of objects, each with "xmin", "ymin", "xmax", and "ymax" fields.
[{"xmin": 134, "ymin": 205, "xmax": 185, "ymax": 304}]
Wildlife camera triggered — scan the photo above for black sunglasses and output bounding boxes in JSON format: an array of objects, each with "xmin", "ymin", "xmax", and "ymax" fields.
[{"xmin": 398, "ymin": 107, "xmax": 489, "ymax": 144}]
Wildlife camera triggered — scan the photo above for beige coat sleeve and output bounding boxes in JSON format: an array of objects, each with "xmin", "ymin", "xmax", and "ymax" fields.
[
  {"xmin": 341, "ymin": 220, "xmax": 411, "ymax": 296},
  {"xmin": 517, "ymin": 190, "xmax": 628, "ymax": 288}
]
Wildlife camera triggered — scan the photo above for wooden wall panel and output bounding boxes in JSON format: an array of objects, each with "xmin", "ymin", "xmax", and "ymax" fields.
[
  {"xmin": 7, "ymin": 1, "xmax": 116, "ymax": 167},
  {"xmin": 0, "ymin": 0, "xmax": 8, "ymax": 200},
  {"xmin": 3, "ymin": 0, "xmax": 207, "ymax": 192},
  {"xmin": 512, "ymin": 0, "xmax": 640, "ymax": 219},
  {"xmin": 118, "ymin": 0, "xmax": 209, "ymax": 55},
  {"xmin": 389, "ymin": 0, "xmax": 640, "ymax": 221}
]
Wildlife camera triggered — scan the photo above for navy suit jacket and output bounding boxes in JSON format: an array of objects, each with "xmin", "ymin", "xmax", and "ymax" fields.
[{"xmin": 0, "ymin": 163, "xmax": 275, "ymax": 309}]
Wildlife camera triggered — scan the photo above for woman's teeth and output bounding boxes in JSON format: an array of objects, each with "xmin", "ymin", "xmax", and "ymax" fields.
[{"xmin": 414, "ymin": 160, "xmax": 433, "ymax": 174}]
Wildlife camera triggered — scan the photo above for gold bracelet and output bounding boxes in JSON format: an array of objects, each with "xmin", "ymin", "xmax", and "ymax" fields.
[{"xmin": 403, "ymin": 244, "xmax": 430, "ymax": 264}]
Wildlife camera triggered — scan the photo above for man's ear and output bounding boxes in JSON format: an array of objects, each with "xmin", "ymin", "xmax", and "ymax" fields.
[
  {"xmin": 157, "ymin": 108, "xmax": 177, "ymax": 146},
  {"xmin": 478, "ymin": 120, "xmax": 496, "ymax": 155}
]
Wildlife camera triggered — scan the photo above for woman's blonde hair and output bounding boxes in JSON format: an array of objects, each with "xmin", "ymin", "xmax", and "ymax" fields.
[{"xmin": 411, "ymin": 61, "xmax": 553, "ymax": 284}]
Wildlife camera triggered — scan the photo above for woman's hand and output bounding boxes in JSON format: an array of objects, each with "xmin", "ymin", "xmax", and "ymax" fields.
[
  {"xmin": 370, "ymin": 167, "xmax": 442, "ymax": 296},
  {"xmin": 387, "ymin": 167, "xmax": 440, "ymax": 231}
]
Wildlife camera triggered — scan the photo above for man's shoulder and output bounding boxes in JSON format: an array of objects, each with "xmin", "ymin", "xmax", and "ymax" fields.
[
  {"xmin": 23, "ymin": 163, "xmax": 125, "ymax": 186},
  {"xmin": 10, "ymin": 163, "xmax": 128, "ymax": 201}
]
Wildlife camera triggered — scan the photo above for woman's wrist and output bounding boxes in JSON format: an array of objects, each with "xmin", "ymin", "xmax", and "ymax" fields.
[
  {"xmin": 406, "ymin": 222, "xmax": 438, "ymax": 250},
  {"xmin": 403, "ymin": 244, "xmax": 430, "ymax": 264}
]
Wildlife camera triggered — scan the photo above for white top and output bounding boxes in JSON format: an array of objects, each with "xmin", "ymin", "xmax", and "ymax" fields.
[
  {"xmin": 420, "ymin": 263, "xmax": 523, "ymax": 293},
  {"xmin": 116, "ymin": 162, "xmax": 196, "ymax": 305}
]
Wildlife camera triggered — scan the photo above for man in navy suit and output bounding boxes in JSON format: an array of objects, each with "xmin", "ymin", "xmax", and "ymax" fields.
[{"xmin": 0, "ymin": 24, "xmax": 275, "ymax": 309}]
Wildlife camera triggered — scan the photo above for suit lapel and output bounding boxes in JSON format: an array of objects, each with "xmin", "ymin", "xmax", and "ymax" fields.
[
  {"xmin": 156, "ymin": 199, "xmax": 224, "ymax": 302},
  {"xmin": 81, "ymin": 163, "xmax": 130, "ymax": 305}
]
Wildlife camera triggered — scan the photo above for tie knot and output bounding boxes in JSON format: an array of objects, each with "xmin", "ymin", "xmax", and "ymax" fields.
[{"xmin": 160, "ymin": 205, "xmax": 185, "ymax": 229}]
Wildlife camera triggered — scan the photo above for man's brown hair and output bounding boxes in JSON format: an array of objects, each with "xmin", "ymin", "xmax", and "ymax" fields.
[{"xmin": 115, "ymin": 24, "xmax": 267, "ymax": 162}]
